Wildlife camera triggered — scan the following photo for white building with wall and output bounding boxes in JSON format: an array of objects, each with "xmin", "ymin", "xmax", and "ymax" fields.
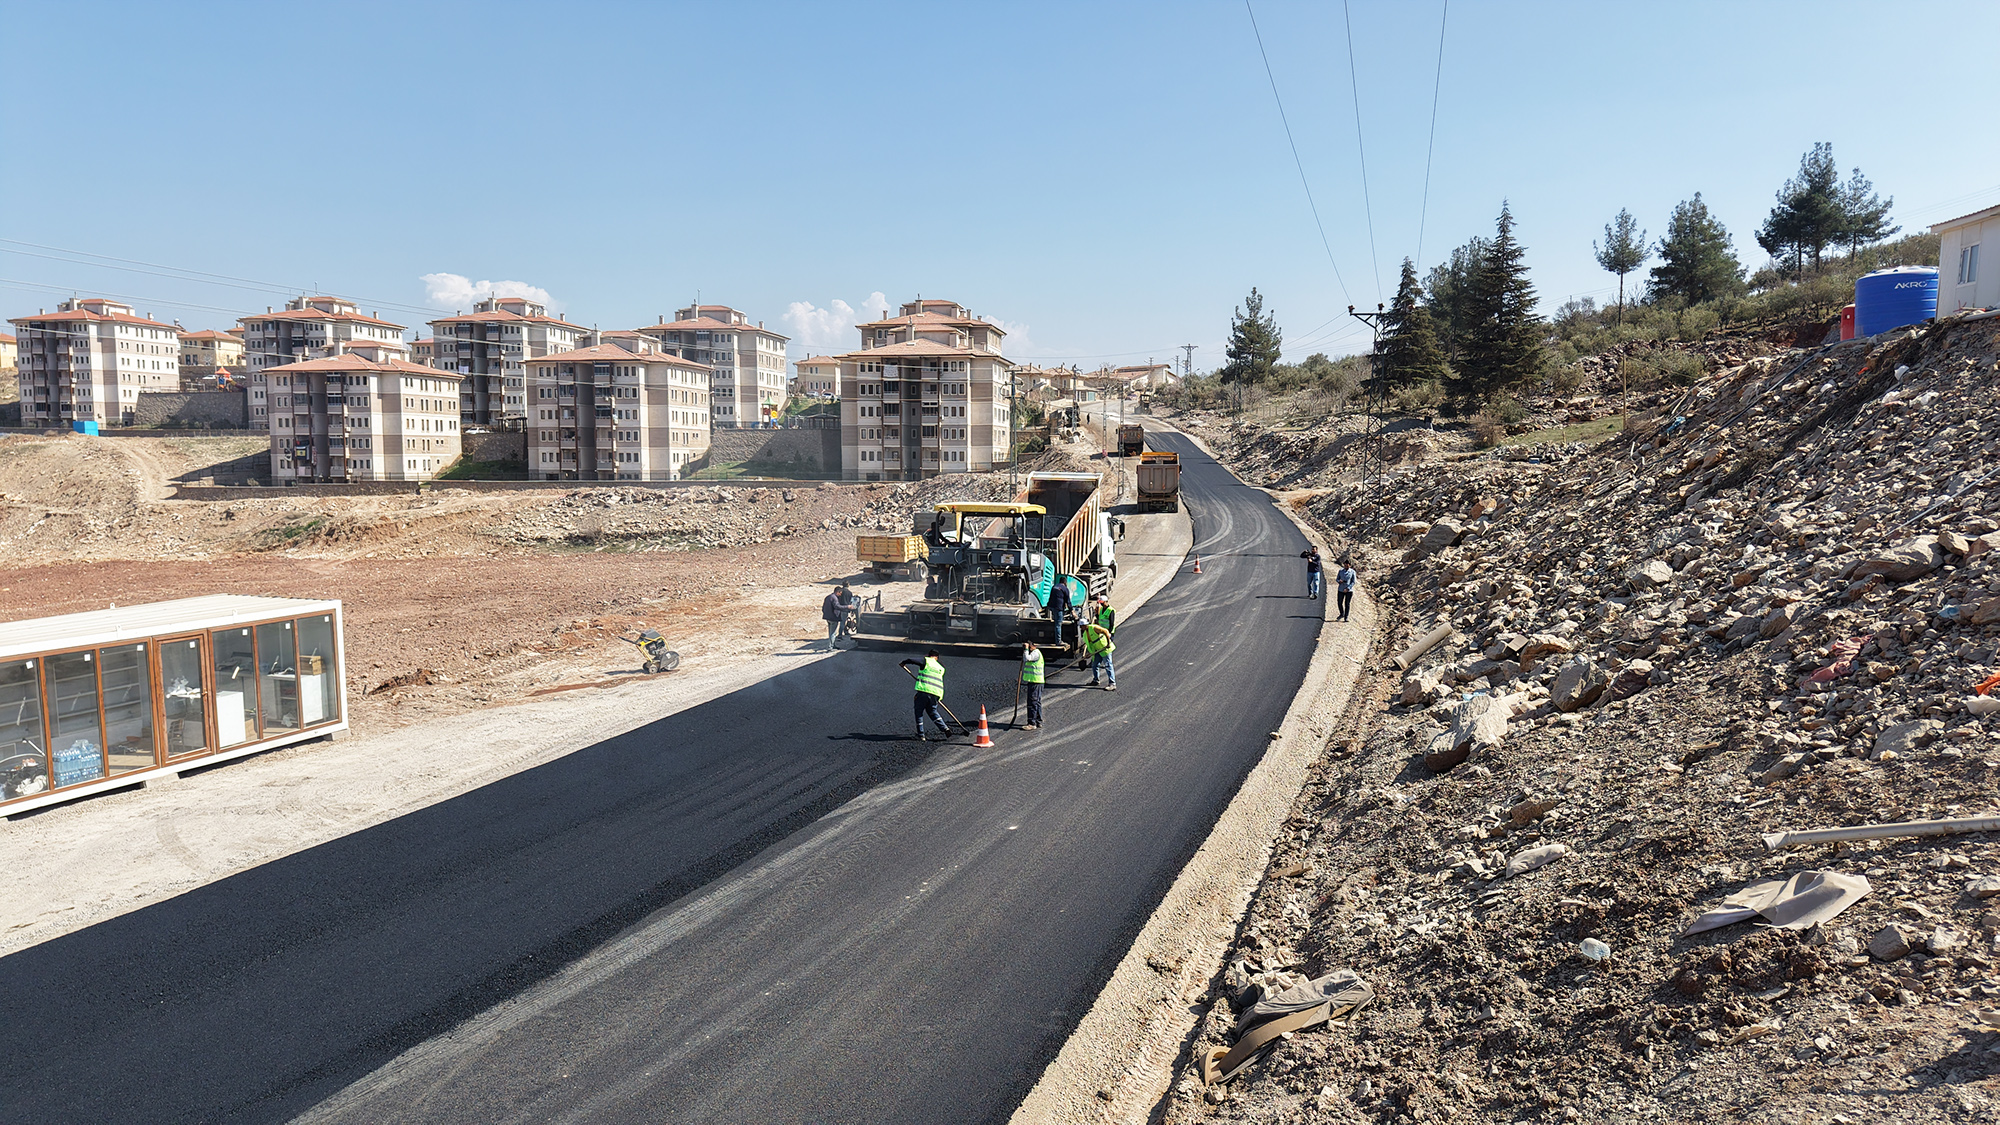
[
  {"xmin": 240, "ymin": 296, "xmax": 407, "ymax": 431},
  {"xmin": 426, "ymin": 296, "xmax": 587, "ymax": 428},
  {"xmin": 1935, "ymin": 203, "xmax": 2000, "ymax": 316},
  {"xmin": 634, "ymin": 305, "xmax": 789, "ymax": 428},
  {"xmin": 524, "ymin": 337, "xmax": 711, "ymax": 481},
  {"xmin": 10, "ymin": 298, "xmax": 181, "ymax": 426},
  {"xmin": 262, "ymin": 342, "xmax": 463, "ymax": 482},
  {"xmin": 837, "ymin": 298, "xmax": 1014, "ymax": 481}
]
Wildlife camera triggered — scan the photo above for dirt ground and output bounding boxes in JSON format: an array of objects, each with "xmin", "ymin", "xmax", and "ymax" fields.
[{"xmin": 0, "ymin": 433, "xmax": 1096, "ymax": 740}]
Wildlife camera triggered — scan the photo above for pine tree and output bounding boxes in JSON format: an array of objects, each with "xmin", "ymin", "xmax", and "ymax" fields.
[
  {"xmin": 1376, "ymin": 258, "xmax": 1452, "ymax": 394},
  {"xmin": 1757, "ymin": 143, "xmax": 1845, "ymax": 274},
  {"xmin": 1422, "ymin": 236, "xmax": 1488, "ymax": 364},
  {"xmin": 1222, "ymin": 287, "xmax": 1282, "ymax": 385},
  {"xmin": 1458, "ymin": 202, "xmax": 1544, "ymax": 402},
  {"xmin": 1593, "ymin": 208, "xmax": 1649, "ymax": 323},
  {"xmin": 1838, "ymin": 166, "xmax": 1898, "ymax": 258},
  {"xmin": 1651, "ymin": 193, "xmax": 1744, "ymax": 305}
]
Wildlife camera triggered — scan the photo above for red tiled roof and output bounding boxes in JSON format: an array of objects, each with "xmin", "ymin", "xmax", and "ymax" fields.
[
  {"xmin": 10, "ymin": 307, "xmax": 179, "ymax": 330},
  {"xmin": 637, "ymin": 317, "xmax": 789, "ymax": 340},
  {"xmin": 178, "ymin": 330, "xmax": 240, "ymax": 342},
  {"xmin": 526, "ymin": 343, "xmax": 710, "ymax": 370},
  {"xmin": 428, "ymin": 309, "xmax": 585, "ymax": 329},
  {"xmin": 241, "ymin": 307, "xmax": 405, "ymax": 329},
  {"xmin": 797, "ymin": 355, "xmax": 840, "ymax": 366},
  {"xmin": 834, "ymin": 339, "xmax": 1012, "ymax": 361},
  {"xmin": 0, "ymin": 332, "xmax": 15, "ymax": 345},
  {"xmin": 854, "ymin": 310, "xmax": 1002, "ymax": 333},
  {"xmin": 264, "ymin": 354, "xmax": 454, "ymax": 376}
]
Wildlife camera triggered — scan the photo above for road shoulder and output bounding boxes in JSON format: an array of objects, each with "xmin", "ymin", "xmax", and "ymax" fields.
[{"xmin": 1010, "ymin": 424, "xmax": 1377, "ymax": 1125}]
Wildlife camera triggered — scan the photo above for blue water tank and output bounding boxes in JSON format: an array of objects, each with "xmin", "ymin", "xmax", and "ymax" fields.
[
  {"xmin": 1853, "ymin": 266, "xmax": 1939, "ymax": 336},
  {"xmin": 71, "ymin": 419, "xmax": 100, "ymax": 436}
]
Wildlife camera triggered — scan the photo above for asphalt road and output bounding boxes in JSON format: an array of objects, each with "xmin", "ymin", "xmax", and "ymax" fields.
[{"xmin": 0, "ymin": 432, "xmax": 1324, "ymax": 1125}]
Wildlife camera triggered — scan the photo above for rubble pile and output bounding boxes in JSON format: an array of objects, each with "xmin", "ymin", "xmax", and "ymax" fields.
[
  {"xmin": 1167, "ymin": 313, "xmax": 2000, "ymax": 1124},
  {"xmin": 1209, "ymin": 416, "xmax": 1470, "ymax": 492}
]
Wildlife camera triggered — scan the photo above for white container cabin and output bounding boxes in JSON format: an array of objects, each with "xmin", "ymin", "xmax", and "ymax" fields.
[{"xmin": 0, "ymin": 595, "xmax": 347, "ymax": 817}]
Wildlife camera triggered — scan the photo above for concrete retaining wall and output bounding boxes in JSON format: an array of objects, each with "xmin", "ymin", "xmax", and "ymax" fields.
[
  {"xmin": 462, "ymin": 430, "xmax": 526, "ymax": 465},
  {"xmin": 706, "ymin": 427, "xmax": 840, "ymax": 475},
  {"xmin": 133, "ymin": 390, "xmax": 249, "ymax": 428}
]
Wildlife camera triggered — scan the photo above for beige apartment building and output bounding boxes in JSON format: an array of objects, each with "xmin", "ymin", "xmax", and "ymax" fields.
[
  {"xmin": 0, "ymin": 332, "xmax": 16, "ymax": 377},
  {"xmin": 240, "ymin": 296, "xmax": 407, "ymax": 429},
  {"xmin": 177, "ymin": 328, "xmax": 247, "ymax": 389},
  {"xmin": 793, "ymin": 355, "xmax": 839, "ymax": 398},
  {"xmin": 634, "ymin": 305, "xmax": 789, "ymax": 428},
  {"xmin": 10, "ymin": 298, "xmax": 181, "ymax": 426},
  {"xmin": 838, "ymin": 298, "xmax": 1014, "ymax": 481},
  {"xmin": 524, "ymin": 338, "xmax": 711, "ymax": 481},
  {"xmin": 426, "ymin": 296, "xmax": 587, "ymax": 428},
  {"xmin": 263, "ymin": 342, "xmax": 464, "ymax": 483},
  {"xmin": 411, "ymin": 337, "xmax": 435, "ymax": 365}
]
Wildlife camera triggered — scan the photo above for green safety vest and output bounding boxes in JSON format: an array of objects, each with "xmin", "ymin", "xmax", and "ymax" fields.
[
  {"xmin": 914, "ymin": 657, "xmax": 945, "ymax": 697},
  {"xmin": 1095, "ymin": 604, "xmax": 1117, "ymax": 632},
  {"xmin": 1021, "ymin": 650, "xmax": 1045, "ymax": 684},
  {"xmin": 1083, "ymin": 626, "xmax": 1114, "ymax": 657}
]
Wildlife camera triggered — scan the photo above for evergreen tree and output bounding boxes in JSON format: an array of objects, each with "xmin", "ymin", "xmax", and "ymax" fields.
[
  {"xmin": 1222, "ymin": 287, "xmax": 1281, "ymax": 384},
  {"xmin": 1651, "ymin": 193, "xmax": 1744, "ymax": 304},
  {"xmin": 1838, "ymin": 166, "xmax": 1898, "ymax": 258},
  {"xmin": 1756, "ymin": 143, "xmax": 1845, "ymax": 274},
  {"xmin": 1376, "ymin": 258, "xmax": 1452, "ymax": 393},
  {"xmin": 1458, "ymin": 202, "xmax": 1544, "ymax": 401},
  {"xmin": 1593, "ymin": 208, "xmax": 1649, "ymax": 323},
  {"xmin": 1422, "ymin": 236, "xmax": 1488, "ymax": 363}
]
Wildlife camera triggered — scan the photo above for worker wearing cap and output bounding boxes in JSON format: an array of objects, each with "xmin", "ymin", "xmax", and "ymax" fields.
[
  {"xmin": 1092, "ymin": 598, "xmax": 1117, "ymax": 636},
  {"xmin": 899, "ymin": 650, "xmax": 951, "ymax": 741},
  {"xmin": 1082, "ymin": 621, "xmax": 1116, "ymax": 691},
  {"xmin": 1019, "ymin": 642, "xmax": 1046, "ymax": 730}
]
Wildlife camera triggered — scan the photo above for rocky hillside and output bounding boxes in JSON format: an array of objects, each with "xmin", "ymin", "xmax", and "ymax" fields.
[{"xmin": 1166, "ymin": 312, "xmax": 2000, "ymax": 1123}]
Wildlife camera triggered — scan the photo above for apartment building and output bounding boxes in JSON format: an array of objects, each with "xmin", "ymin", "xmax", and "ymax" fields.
[
  {"xmin": 837, "ymin": 298, "xmax": 1014, "ymax": 481},
  {"xmin": 524, "ymin": 338, "xmax": 711, "ymax": 481},
  {"xmin": 793, "ymin": 355, "xmax": 839, "ymax": 398},
  {"xmin": 262, "ymin": 341, "xmax": 464, "ymax": 483},
  {"xmin": 0, "ymin": 333, "xmax": 16, "ymax": 376},
  {"xmin": 177, "ymin": 328, "xmax": 247, "ymax": 389},
  {"xmin": 634, "ymin": 305, "xmax": 789, "ymax": 428},
  {"xmin": 240, "ymin": 296, "xmax": 407, "ymax": 429},
  {"xmin": 426, "ymin": 296, "xmax": 587, "ymax": 428},
  {"xmin": 10, "ymin": 298, "xmax": 181, "ymax": 426},
  {"xmin": 411, "ymin": 337, "xmax": 435, "ymax": 365}
]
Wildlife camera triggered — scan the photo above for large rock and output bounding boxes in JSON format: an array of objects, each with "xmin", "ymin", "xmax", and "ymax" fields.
[
  {"xmin": 1853, "ymin": 536, "xmax": 1945, "ymax": 582},
  {"xmin": 1516, "ymin": 633, "xmax": 1573, "ymax": 673},
  {"xmin": 1415, "ymin": 519, "xmax": 1464, "ymax": 557},
  {"xmin": 1626, "ymin": 558, "xmax": 1675, "ymax": 591},
  {"xmin": 1869, "ymin": 924, "xmax": 1917, "ymax": 961},
  {"xmin": 1874, "ymin": 719, "xmax": 1941, "ymax": 759},
  {"xmin": 1423, "ymin": 694, "xmax": 1511, "ymax": 772},
  {"xmin": 1760, "ymin": 603, "xmax": 1798, "ymax": 639},
  {"xmin": 1551, "ymin": 657, "xmax": 1611, "ymax": 712},
  {"xmin": 1971, "ymin": 597, "xmax": 2000, "ymax": 626},
  {"xmin": 1401, "ymin": 669, "xmax": 1446, "ymax": 706}
]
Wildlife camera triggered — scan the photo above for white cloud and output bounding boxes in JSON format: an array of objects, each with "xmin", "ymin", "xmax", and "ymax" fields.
[
  {"xmin": 782, "ymin": 291, "xmax": 891, "ymax": 352},
  {"xmin": 991, "ymin": 318, "xmax": 1035, "ymax": 354},
  {"xmin": 420, "ymin": 272, "xmax": 558, "ymax": 312}
]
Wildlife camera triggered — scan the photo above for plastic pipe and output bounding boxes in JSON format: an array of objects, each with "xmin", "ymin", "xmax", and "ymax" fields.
[
  {"xmin": 1394, "ymin": 623, "xmax": 1454, "ymax": 671},
  {"xmin": 1761, "ymin": 814, "xmax": 2000, "ymax": 852}
]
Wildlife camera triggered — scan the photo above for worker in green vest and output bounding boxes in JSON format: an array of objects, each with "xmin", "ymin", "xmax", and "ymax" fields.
[
  {"xmin": 1081, "ymin": 621, "xmax": 1116, "ymax": 691},
  {"xmin": 899, "ymin": 650, "xmax": 952, "ymax": 740},
  {"xmin": 1092, "ymin": 598, "xmax": 1117, "ymax": 635},
  {"xmin": 1019, "ymin": 641, "xmax": 1046, "ymax": 730}
]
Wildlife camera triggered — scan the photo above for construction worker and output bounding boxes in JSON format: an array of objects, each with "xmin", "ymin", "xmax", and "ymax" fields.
[
  {"xmin": 1092, "ymin": 598, "xmax": 1117, "ymax": 636},
  {"xmin": 1081, "ymin": 620, "xmax": 1116, "ymax": 691},
  {"xmin": 1047, "ymin": 574, "xmax": 1074, "ymax": 650},
  {"xmin": 1020, "ymin": 641, "xmax": 1045, "ymax": 730},
  {"xmin": 899, "ymin": 650, "xmax": 952, "ymax": 740}
]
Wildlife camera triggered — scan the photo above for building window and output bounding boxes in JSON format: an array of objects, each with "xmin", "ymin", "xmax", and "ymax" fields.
[{"xmin": 1961, "ymin": 243, "xmax": 1981, "ymax": 287}]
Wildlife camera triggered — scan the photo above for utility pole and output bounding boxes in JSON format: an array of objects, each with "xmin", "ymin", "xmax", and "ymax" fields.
[
  {"xmin": 1348, "ymin": 303, "xmax": 1388, "ymax": 488},
  {"xmin": 1180, "ymin": 344, "xmax": 1196, "ymax": 378}
]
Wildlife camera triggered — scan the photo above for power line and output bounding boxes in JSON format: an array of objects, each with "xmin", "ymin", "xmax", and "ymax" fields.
[
  {"xmin": 1341, "ymin": 0, "xmax": 1381, "ymax": 303},
  {"xmin": 1414, "ymin": 0, "xmax": 1449, "ymax": 272},
  {"xmin": 1243, "ymin": 0, "xmax": 1354, "ymax": 308}
]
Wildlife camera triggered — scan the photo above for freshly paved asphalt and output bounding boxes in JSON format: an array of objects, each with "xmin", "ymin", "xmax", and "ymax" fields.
[{"xmin": 0, "ymin": 432, "xmax": 1324, "ymax": 1125}]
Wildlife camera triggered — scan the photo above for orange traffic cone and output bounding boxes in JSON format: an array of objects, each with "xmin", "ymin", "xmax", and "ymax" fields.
[
  {"xmin": 1193, "ymin": 554, "xmax": 1203, "ymax": 575},
  {"xmin": 973, "ymin": 706, "xmax": 995, "ymax": 748}
]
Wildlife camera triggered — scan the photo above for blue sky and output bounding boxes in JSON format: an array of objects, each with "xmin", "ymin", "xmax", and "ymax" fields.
[{"xmin": 4, "ymin": 0, "xmax": 1997, "ymax": 370}]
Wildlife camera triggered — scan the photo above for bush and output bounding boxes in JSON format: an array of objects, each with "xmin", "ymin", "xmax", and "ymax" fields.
[
  {"xmin": 1488, "ymin": 396, "xmax": 1527, "ymax": 424},
  {"xmin": 1470, "ymin": 416, "xmax": 1505, "ymax": 448},
  {"xmin": 1391, "ymin": 379, "xmax": 1444, "ymax": 417},
  {"xmin": 1549, "ymin": 363, "xmax": 1586, "ymax": 397}
]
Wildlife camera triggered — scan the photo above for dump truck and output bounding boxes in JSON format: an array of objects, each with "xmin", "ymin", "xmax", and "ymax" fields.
[
  {"xmin": 856, "ymin": 472, "xmax": 1121, "ymax": 649},
  {"xmin": 855, "ymin": 533, "xmax": 927, "ymax": 580},
  {"xmin": 1136, "ymin": 450, "xmax": 1181, "ymax": 513},
  {"xmin": 1116, "ymin": 423, "xmax": 1146, "ymax": 457}
]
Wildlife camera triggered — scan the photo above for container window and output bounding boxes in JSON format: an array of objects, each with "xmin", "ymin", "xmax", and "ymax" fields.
[
  {"xmin": 295, "ymin": 615, "xmax": 339, "ymax": 726},
  {"xmin": 0, "ymin": 659, "xmax": 49, "ymax": 802},
  {"xmin": 46, "ymin": 650, "xmax": 105, "ymax": 788},
  {"xmin": 213, "ymin": 628, "xmax": 258, "ymax": 748},
  {"xmin": 100, "ymin": 643, "xmax": 155, "ymax": 774},
  {"xmin": 161, "ymin": 639, "xmax": 208, "ymax": 758},
  {"xmin": 256, "ymin": 621, "xmax": 299, "ymax": 735}
]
